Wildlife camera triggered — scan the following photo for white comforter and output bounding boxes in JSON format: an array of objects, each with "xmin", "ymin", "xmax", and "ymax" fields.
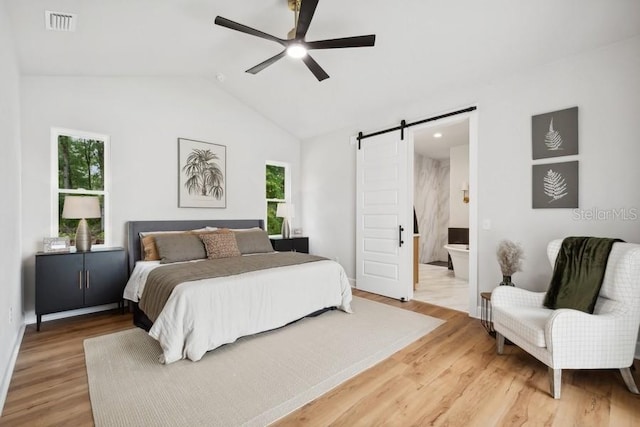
[{"xmin": 124, "ymin": 256, "xmax": 353, "ymax": 364}]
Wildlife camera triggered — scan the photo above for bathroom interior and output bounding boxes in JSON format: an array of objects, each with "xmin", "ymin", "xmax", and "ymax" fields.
[{"xmin": 412, "ymin": 118, "xmax": 470, "ymax": 312}]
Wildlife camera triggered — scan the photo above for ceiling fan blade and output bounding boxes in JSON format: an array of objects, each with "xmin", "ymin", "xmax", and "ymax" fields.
[
  {"xmin": 215, "ymin": 16, "xmax": 285, "ymax": 46},
  {"xmin": 246, "ymin": 51, "xmax": 287, "ymax": 74},
  {"xmin": 302, "ymin": 54, "xmax": 329, "ymax": 81},
  {"xmin": 295, "ymin": 0, "xmax": 319, "ymax": 39},
  {"xmin": 306, "ymin": 34, "xmax": 376, "ymax": 50}
]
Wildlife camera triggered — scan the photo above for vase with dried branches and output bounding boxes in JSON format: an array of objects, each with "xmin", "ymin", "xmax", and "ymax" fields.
[{"xmin": 496, "ymin": 240, "xmax": 524, "ymax": 286}]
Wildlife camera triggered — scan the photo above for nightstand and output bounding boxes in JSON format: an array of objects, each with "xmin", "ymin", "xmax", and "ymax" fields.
[
  {"xmin": 270, "ymin": 237, "xmax": 309, "ymax": 254},
  {"xmin": 35, "ymin": 247, "xmax": 127, "ymax": 331}
]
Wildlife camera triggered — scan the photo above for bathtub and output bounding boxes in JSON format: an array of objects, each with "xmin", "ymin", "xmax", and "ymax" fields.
[{"xmin": 444, "ymin": 244, "xmax": 469, "ymax": 281}]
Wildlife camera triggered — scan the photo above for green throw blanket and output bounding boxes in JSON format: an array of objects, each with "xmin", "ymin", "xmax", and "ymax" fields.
[{"xmin": 543, "ymin": 236, "xmax": 622, "ymax": 313}]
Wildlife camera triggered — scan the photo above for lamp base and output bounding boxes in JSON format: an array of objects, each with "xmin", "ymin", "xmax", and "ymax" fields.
[
  {"xmin": 75, "ymin": 218, "xmax": 92, "ymax": 251},
  {"xmin": 281, "ymin": 219, "xmax": 290, "ymax": 239}
]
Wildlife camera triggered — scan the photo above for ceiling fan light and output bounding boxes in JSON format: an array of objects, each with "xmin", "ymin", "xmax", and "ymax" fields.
[{"xmin": 287, "ymin": 44, "xmax": 307, "ymax": 58}]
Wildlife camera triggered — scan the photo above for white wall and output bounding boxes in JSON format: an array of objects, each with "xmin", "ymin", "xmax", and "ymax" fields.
[
  {"xmin": 0, "ymin": 1, "xmax": 23, "ymax": 413},
  {"xmin": 449, "ymin": 145, "xmax": 469, "ymax": 228},
  {"xmin": 299, "ymin": 131, "xmax": 356, "ymax": 271},
  {"xmin": 20, "ymin": 76, "xmax": 301, "ymax": 321},
  {"xmin": 301, "ymin": 35, "xmax": 640, "ymax": 301}
]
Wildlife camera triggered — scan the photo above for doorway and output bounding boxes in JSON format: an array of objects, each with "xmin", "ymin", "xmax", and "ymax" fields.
[
  {"xmin": 410, "ymin": 111, "xmax": 478, "ymax": 315},
  {"xmin": 354, "ymin": 108, "xmax": 478, "ymax": 315}
]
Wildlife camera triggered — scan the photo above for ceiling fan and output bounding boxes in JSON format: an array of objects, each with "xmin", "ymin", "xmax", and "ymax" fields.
[{"xmin": 214, "ymin": 0, "xmax": 376, "ymax": 81}]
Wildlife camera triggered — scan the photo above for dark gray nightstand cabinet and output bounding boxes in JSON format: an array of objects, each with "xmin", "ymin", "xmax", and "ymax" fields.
[
  {"xmin": 35, "ymin": 247, "xmax": 127, "ymax": 331},
  {"xmin": 269, "ymin": 237, "xmax": 309, "ymax": 254}
]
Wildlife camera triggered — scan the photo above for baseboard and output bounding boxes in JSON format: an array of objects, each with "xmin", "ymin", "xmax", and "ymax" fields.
[
  {"xmin": 471, "ymin": 305, "xmax": 482, "ymax": 320},
  {"xmin": 348, "ymin": 278, "xmax": 356, "ymax": 288},
  {"xmin": 23, "ymin": 303, "xmax": 120, "ymax": 326},
  {"xmin": 0, "ymin": 323, "xmax": 25, "ymax": 417}
]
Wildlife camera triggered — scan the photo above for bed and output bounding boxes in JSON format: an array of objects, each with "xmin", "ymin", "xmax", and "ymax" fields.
[{"xmin": 124, "ymin": 219, "xmax": 353, "ymax": 364}]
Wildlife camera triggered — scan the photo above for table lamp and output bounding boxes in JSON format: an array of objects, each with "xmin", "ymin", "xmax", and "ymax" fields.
[
  {"xmin": 276, "ymin": 203, "xmax": 295, "ymax": 239},
  {"xmin": 62, "ymin": 195, "xmax": 101, "ymax": 251}
]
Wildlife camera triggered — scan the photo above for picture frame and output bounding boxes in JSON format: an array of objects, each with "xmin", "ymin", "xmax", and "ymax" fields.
[
  {"xmin": 178, "ymin": 138, "xmax": 226, "ymax": 208},
  {"xmin": 532, "ymin": 161, "xmax": 579, "ymax": 209},
  {"xmin": 43, "ymin": 236, "xmax": 70, "ymax": 253},
  {"xmin": 532, "ymin": 107, "xmax": 578, "ymax": 160}
]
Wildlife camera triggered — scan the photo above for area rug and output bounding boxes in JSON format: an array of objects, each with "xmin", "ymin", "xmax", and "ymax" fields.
[{"xmin": 84, "ymin": 296, "xmax": 444, "ymax": 426}]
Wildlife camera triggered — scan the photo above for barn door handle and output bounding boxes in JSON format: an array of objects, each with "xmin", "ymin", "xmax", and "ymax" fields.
[{"xmin": 399, "ymin": 225, "xmax": 405, "ymax": 247}]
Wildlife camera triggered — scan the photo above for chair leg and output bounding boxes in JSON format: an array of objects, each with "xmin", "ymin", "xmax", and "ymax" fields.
[
  {"xmin": 548, "ymin": 367, "xmax": 561, "ymax": 399},
  {"xmin": 496, "ymin": 332, "xmax": 505, "ymax": 355},
  {"xmin": 620, "ymin": 367, "xmax": 640, "ymax": 394}
]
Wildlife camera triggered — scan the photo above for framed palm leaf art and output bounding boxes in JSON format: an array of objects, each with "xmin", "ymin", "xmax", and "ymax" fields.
[{"xmin": 178, "ymin": 138, "xmax": 226, "ymax": 208}]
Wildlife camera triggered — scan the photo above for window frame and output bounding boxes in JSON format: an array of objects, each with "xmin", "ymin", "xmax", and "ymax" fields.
[
  {"xmin": 265, "ymin": 160, "xmax": 291, "ymax": 237},
  {"xmin": 50, "ymin": 127, "xmax": 111, "ymax": 247}
]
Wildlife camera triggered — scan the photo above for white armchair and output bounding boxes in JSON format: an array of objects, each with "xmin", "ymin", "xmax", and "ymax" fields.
[{"xmin": 492, "ymin": 239, "xmax": 640, "ymax": 399}]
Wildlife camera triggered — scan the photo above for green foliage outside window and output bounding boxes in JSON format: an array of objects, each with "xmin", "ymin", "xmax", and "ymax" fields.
[
  {"xmin": 266, "ymin": 202, "xmax": 283, "ymax": 235},
  {"xmin": 266, "ymin": 164, "xmax": 285, "ymax": 199},
  {"xmin": 58, "ymin": 136, "xmax": 104, "ymax": 191},
  {"xmin": 57, "ymin": 135, "xmax": 105, "ymax": 244},
  {"xmin": 266, "ymin": 164, "xmax": 286, "ymax": 235}
]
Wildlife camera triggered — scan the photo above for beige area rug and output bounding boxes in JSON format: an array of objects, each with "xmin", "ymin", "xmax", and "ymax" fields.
[{"xmin": 84, "ymin": 296, "xmax": 444, "ymax": 427}]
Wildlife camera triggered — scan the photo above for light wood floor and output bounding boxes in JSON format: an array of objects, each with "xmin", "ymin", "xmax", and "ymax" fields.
[{"xmin": 2, "ymin": 290, "xmax": 639, "ymax": 426}]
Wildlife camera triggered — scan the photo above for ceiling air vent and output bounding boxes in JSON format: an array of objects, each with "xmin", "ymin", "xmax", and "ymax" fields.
[{"xmin": 45, "ymin": 11, "xmax": 77, "ymax": 32}]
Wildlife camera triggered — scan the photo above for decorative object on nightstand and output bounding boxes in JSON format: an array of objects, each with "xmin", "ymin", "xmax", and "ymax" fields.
[
  {"xmin": 276, "ymin": 202, "xmax": 294, "ymax": 239},
  {"xmin": 62, "ymin": 195, "xmax": 101, "ymax": 251},
  {"xmin": 35, "ymin": 247, "xmax": 127, "ymax": 331},
  {"xmin": 496, "ymin": 239, "xmax": 524, "ymax": 287},
  {"xmin": 270, "ymin": 236, "xmax": 308, "ymax": 254},
  {"xmin": 43, "ymin": 236, "xmax": 70, "ymax": 253}
]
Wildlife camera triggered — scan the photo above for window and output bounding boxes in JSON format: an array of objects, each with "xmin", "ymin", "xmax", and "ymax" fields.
[
  {"xmin": 265, "ymin": 162, "xmax": 290, "ymax": 235},
  {"xmin": 52, "ymin": 128, "xmax": 110, "ymax": 246}
]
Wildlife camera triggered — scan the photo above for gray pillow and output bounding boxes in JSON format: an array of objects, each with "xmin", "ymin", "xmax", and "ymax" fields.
[
  {"xmin": 154, "ymin": 233, "xmax": 206, "ymax": 264},
  {"xmin": 233, "ymin": 228, "xmax": 274, "ymax": 254}
]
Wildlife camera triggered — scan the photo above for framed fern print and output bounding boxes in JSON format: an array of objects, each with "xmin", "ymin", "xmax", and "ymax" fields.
[
  {"xmin": 178, "ymin": 138, "xmax": 226, "ymax": 208},
  {"xmin": 532, "ymin": 107, "xmax": 578, "ymax": 159},
  {"xmin": 532, "ymin": 161, "xmax": 578, "ymax": 208}
]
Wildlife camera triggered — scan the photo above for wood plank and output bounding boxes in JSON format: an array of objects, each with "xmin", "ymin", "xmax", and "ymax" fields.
[{"xmin": 2, "ymin": 294, "xmax": 639, "ymax": 426}]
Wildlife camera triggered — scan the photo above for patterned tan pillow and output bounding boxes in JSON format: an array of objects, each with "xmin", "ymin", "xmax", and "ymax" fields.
[
  {"xmin": 200, "ymin": 233, "xmax": 241, "ymax": 259},
  {"xmin": 213, "ymin": 228, "xmax": 234, "ymax": 234}
]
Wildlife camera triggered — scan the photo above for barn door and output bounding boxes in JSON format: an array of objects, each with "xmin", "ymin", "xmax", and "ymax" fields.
[{"xmin": 355, "ymin": 130, "xmax": 413, "ymax": 301}]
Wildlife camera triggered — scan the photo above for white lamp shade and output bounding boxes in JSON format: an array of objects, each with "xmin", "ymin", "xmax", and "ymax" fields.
[
  {"xmin": 276, "ymin": 203, "xmax": 295, "ymax": 218},
  {"xmin": 62, "ymin": 196, "xmax": 101, "ymax": 219}
]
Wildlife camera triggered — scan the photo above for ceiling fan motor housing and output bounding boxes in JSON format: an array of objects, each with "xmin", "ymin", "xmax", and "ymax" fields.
[{"xmin": 288, "ymin": 0, "xmax": 302, "ymax": 12}]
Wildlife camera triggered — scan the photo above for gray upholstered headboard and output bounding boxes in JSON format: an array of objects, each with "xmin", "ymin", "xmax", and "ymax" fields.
[{"xmin": 126, "ymin": 219, "xmax": 264, "ymax": 273}]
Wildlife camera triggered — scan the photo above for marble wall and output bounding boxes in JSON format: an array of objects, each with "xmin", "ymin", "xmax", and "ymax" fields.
[{"xmin": 414, "ymin": 154, "xmax": 450, "ymax": 263}]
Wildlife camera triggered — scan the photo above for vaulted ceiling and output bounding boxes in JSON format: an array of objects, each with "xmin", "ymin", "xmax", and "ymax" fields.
[{"xmin": 6, "ymin": 0, "xmax": 640, "ymax": 139}]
